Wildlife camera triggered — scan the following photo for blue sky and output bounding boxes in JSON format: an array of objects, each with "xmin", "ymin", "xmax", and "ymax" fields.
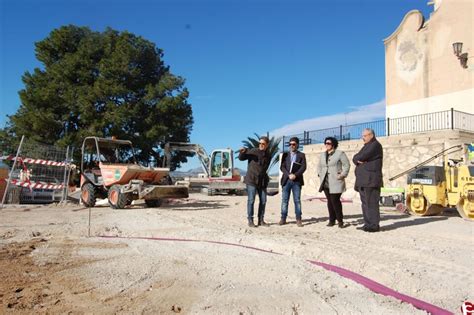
[{"xmin": 0, "ymin": 0, "xmax": 432, "ymax": 171}]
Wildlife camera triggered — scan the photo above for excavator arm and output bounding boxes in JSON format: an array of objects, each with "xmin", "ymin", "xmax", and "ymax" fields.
[{"xmin": 163, "ymin": 142, "xmax": 210, "ymax": 177}]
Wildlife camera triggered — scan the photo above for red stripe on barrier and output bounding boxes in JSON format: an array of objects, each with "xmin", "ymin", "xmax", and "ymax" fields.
[
  {"xmin": 10, "ymin": 179, "xmax": 64, "ymax": 190},
  {"xmin": 97, "ymin": 235, "xmax": 452, "ymax": 315},
  {"xmin": 22, "ymin": 157, "xmax": 67, "ymax": 167},
  {"xmin": 1, "ymin": 156, "xmax": 68, "ymax": 167}
]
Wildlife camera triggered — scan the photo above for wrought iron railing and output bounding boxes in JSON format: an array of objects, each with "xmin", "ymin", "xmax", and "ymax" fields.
[{"xmin": 282, "ymin": 108, "xmax": 474, "ymax": 151}]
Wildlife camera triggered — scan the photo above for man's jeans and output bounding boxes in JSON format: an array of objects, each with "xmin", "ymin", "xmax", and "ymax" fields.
[
  {"xmin": 281, "ymin": 181, "xmax": 302, "ymax": 219},
  {"xmin": 246, "ymin": 184, "xmax": 267, "ymax": 220}
]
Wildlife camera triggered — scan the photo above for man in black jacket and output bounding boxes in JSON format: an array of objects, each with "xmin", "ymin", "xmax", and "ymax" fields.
[
  {"xmin": 239, "ymin": 136, "xmax": 271, "ymax": 227},
  {"xmin": 353, "ymin": 128, "xmax": 383, "ymax": 232},
  {"xmin": 279, "ymin": 137, "xmax": 307, "ymax": 227}
]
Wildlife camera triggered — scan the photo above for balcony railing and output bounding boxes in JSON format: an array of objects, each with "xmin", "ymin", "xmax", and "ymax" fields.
[{"xmin": 282, "ymin": 108, "xmax": 474, "ymax": 150}]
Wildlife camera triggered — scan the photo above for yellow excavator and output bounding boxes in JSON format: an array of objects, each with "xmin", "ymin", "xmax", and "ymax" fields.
[{"xmin": 389, "ymin": 143, "xmax": 474, "ymax": 220}]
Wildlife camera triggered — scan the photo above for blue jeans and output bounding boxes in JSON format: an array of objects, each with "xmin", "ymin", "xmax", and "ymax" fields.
[
  {"xmin": 246, "ymin": 184, "xmax": 267, "ymax": 220},
  {"xmin": 281, "ymin": 181, "xmax": 302, "ymax": 220}
]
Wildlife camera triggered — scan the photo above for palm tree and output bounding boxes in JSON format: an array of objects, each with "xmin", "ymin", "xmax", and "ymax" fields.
[{"xmin": 241, "ymin": 133, "xmax": 281, "ymax": 171}]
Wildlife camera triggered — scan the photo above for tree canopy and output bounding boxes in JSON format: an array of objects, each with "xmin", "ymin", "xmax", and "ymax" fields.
[{"xmin": 3, "ymin": 25, "xmax": 193, "ymax": 168}]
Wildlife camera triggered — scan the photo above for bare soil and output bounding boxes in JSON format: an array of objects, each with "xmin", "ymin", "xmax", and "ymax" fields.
[{"xmin": 0, "ymin": 193, "xmax": 472, "ymax": 314}]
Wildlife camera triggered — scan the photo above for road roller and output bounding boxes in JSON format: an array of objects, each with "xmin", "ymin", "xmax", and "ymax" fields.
[{"xmin": 390, "ymin": 144, "xmax": 474, "ymax": 220}]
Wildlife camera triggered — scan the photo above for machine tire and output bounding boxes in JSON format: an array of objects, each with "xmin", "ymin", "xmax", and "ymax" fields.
[
  {"xmin": 81, "ymin": 183, "xmax": 96, "ymax": 207},
  {"xmin": 457, "ymin": 197, "xmax": 474, "ymax": 221},
  {"xmin": 108, "ymin": 185, "xmax": 128, "ymax": 209},
  {"xmin": 407, "ymin": 196, "xmax": 444, "ymax": 216},
  {"xmin": 145, "ymin": 199, "xmax": 162, "ymax": 208}
]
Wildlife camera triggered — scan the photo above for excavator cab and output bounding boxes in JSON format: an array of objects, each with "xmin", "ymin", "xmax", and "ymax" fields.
[
  {"xmin": 210, "ymin": 149, "xmax": 234, "ymax": 179},
  {"xmin": 163, "ymin": 142, "xmax": 245, "ymax": 195}
]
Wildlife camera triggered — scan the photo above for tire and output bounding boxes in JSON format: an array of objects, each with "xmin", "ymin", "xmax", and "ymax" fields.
[
  {"xmin": 457, "ymin": 197, "xmax": 474, "ymax": 221},
  {"xmin": 81, "ymin": 183, "xmax": 96, "ymax": 207},
  {"xmin": 145, "ymin": 199, "xmax": 162, "ymax": 208},
  {"xmin": 108, "ymin": 185, "xmax": 128, "ymax": 209}
]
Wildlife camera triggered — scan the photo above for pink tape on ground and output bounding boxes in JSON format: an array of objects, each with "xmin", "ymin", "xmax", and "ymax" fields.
[{"xmin": 98, "ymin": 235, "xmax": 452, "ymax": 315}]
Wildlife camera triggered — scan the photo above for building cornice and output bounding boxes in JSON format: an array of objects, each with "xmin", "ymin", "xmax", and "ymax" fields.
[{"xmin": 383, "ymin": 10, "xmax": 425, "ymax": 44}]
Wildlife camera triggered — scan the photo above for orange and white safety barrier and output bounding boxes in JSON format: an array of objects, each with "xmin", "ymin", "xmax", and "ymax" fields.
[
  {"xmin": 10, "ymin": 179, "xmax": 64, "ymax": 190},
  {"xmin": 0, "ymin": 155, "xmax": 69, "ymax": 167}
]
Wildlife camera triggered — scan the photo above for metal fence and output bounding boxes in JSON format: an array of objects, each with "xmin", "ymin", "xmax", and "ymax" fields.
[
  {"xmin": 0, "ymin": 136, "xmax": 73, "ymax": 206},
  {"xmin": 282, "ymin": 108, "xmax": 474, "ymax": 151}
]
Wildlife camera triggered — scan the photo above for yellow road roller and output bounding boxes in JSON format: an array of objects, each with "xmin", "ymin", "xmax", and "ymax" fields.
[{"xmin": 391, "ymin": 144, "xmax": 474, "ymax": 220}]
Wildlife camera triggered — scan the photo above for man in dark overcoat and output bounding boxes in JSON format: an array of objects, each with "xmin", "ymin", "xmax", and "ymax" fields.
[{"xmin": 353, "ymin": 128, "xmax": 383, "ymax": 232}]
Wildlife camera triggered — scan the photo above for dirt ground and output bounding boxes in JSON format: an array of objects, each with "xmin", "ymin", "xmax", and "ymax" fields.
[{"xmin": 0, "ymin": 193, "xmax": 472, "ymax": 314}]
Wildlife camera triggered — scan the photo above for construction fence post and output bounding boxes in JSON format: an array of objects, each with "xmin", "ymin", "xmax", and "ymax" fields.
[
  {"xmin": 60, "ymin": 146, "xmax": 70, "ymax": 203},
  {"xmin": 1, "ymin": 135, "xmax": 25, "ymax": 208}
]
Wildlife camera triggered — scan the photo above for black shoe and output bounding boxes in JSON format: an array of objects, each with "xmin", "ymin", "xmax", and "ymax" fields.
[
  {"xmin": 278, "ymin": 218, "xmax": 287, "ymax": 225},
  {"xmin": 338, "ymin": 222, "xmax": 344, "ymax": 228},
  {"xmin": 363, "ymin": 226, "xmax": 380, "ymax": 233},
  {"xmin": 326, "ymin": 221, "xmax": 336, "ymax": 227},
  {"xmin": 248, "ymin": 219, "xmax": 256, "ymax": 228},
  {"xmin": 356, "ymin": 225, "xmax": 368, "ymax": 230},
  {"xmin": 258, "ymin": 219, "xmax": 270, "ymax": 227}
]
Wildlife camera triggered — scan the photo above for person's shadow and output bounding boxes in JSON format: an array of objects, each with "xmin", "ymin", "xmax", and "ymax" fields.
[
  {"xmin": 301, "ymin": 217, "xmax": 326, "ymax": 226},
  {"xmin": 300, "ymin": 212, "xmax": 452, "ymax": 230},
  {"xmin": 347, "ymin": 212, "xmax": 453, "ymax": 231},
  {"xmin": 266, "ymin": 217, "xmax": 323, "ymax": 226},
  {"xmin": 160, "ymin": 199, "xmax": 227, "ymax": 211},
  {"xmin": 381, "ymin": 216, "xmax": 448, "ymax": 231}
]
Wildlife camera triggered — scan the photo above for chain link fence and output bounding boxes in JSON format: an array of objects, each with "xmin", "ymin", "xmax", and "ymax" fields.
[{"xmin": 1, "ymin": 136, "xmax": 73, "ymax": 206}]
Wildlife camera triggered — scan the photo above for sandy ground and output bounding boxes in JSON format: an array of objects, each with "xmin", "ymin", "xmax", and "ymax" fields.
[{"xmin": 0, "ymin": 192, "xmax": 473, "ymax": 314}]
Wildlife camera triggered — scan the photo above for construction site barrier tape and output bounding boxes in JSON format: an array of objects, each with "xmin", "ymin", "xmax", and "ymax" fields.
[
  {"xmin": 9, "ymin": 179, "xmax": 64, "ymax": 190},
  {"xmin": 98, "ymin": 235, "xmax": 452, "ymax": 315},
  {"xmin": 0, "ymin": 155, "xmax": 70, "ymax": 167}
]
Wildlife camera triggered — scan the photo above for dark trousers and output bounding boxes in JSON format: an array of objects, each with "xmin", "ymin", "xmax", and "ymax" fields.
[
  {"xmin": 281, "ymin": 181, "xmax": 302, "ymax": 220},
  {"xmin": 323, "ymin": 188, "xmax": 343, "ymax": 223},
  {"xmin": 359, "ymin": 187, "xmax": 381, "ymax": 228},
  {"xmin": 246, "ymin": 184, "xmax": 266, "ymax": 220}
]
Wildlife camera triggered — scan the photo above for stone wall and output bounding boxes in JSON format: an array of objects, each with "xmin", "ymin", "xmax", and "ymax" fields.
[{"xmin": 302, "ymin": 130, "xmax": 474, "ymax": 200}]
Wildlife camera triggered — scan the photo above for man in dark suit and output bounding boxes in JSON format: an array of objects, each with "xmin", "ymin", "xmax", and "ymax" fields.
[
  {"xmin": 280, "ymin": 137, "xmax": 307, "ymax": 227},
  {"xmin": 353, "ymin": 128, "xmax": 383, "ymax": 232}
]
